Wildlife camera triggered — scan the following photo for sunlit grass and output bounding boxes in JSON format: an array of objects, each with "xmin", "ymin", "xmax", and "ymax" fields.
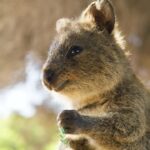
[
  {"xmin": 0, "ymin": 114, "xmax": 58, "ymax": 150},
  {"xmin": 45, "ymin": 140, "xmax": 58, "ymax": 150}
]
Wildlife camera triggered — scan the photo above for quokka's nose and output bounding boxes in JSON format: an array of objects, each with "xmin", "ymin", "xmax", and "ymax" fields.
[{"xmin": 43, "ymin": 69, "xmax": 55, "ymax": 83}]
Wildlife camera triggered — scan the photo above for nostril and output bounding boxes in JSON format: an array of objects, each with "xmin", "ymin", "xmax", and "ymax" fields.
[{"xmin": 44, "ymin": 69, "xmax": 55, "ymax": 83}]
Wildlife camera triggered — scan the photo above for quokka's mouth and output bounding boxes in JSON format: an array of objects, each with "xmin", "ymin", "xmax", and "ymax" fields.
[
  {"xmin": 42, "ymin": 70, "xmax": 69, "ymax": 92},
  {"xmin": 54, "ymin": 80, "xmax": 70, "ymax": 91},
  {"xmin": 42, "ymin": 78, "xmax": 52, "ymax": 90}
]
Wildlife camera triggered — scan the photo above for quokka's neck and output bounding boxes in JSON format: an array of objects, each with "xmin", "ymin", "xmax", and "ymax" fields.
[
  {"xmin": 73, "ymin": 70, "xmax": 141, "ymax": 110},
  {"xmin": 100, "ymin": 72, "xmax": 147, "ymax": 103}
]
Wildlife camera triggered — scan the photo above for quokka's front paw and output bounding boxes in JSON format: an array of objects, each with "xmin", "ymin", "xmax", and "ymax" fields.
[{"xmin": 57, "ymin": 110, "xmax": 83, "ymax": 134}]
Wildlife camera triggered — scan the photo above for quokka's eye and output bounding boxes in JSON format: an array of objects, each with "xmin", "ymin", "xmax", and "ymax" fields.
[{"xmin": 66, "ymin": 46, "xmax": 83, "ymax": 58}]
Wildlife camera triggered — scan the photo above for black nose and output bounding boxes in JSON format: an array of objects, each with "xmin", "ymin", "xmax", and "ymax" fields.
[{"xmin": 43, "ymin": 69, "xmax": 55, "ymax": 83}]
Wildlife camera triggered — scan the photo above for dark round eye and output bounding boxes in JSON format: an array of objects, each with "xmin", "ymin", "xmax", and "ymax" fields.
[{"xmin": 66, "ymin": 46, "xmax": 83, "ymax": 59}]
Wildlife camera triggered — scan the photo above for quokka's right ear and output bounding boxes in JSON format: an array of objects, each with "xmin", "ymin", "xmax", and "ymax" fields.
[{"xmin": 80, "ymin": 0, "xmax": 115, "ymax": 34}]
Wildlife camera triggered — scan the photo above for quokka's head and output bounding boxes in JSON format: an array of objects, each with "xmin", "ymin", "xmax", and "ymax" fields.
[{"xmin": 42, "ymin": 0, "xmax": 128, "ymax": 100}]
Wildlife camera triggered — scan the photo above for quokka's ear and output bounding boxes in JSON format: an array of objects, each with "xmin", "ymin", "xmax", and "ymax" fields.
[
  {"xmin": 80, "ymin": 0, "xmax": 115, "ymax": 33},
  {"xmin": 56, "ymin": 18, "xmax": 71, "ymax": 33}
]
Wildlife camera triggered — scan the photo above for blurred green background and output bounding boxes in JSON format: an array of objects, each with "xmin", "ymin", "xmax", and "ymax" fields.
[{"xmin": 0, "ymin": 0, "xmax": 149, "ymax": 149}]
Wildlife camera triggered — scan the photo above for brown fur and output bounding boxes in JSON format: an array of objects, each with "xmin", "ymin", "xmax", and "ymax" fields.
[{"xmin": 42, "ymin": 0, "xmax": 150, "ymax": 149}]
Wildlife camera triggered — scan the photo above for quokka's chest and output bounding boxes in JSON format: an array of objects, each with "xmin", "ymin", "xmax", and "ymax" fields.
[{"xmin": 78, "ymin": 102, "xmax": 110, "ymax": 117}]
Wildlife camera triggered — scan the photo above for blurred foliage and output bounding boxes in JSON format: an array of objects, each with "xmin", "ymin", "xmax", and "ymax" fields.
[{"xmin": 0, "ymin": 107, "xmax": 58, "ymax": 150}]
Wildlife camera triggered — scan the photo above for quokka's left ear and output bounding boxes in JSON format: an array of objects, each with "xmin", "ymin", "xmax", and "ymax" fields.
[{"xmin": 80, "ymin": 0, "xmax": 115, "ymax": 34}]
